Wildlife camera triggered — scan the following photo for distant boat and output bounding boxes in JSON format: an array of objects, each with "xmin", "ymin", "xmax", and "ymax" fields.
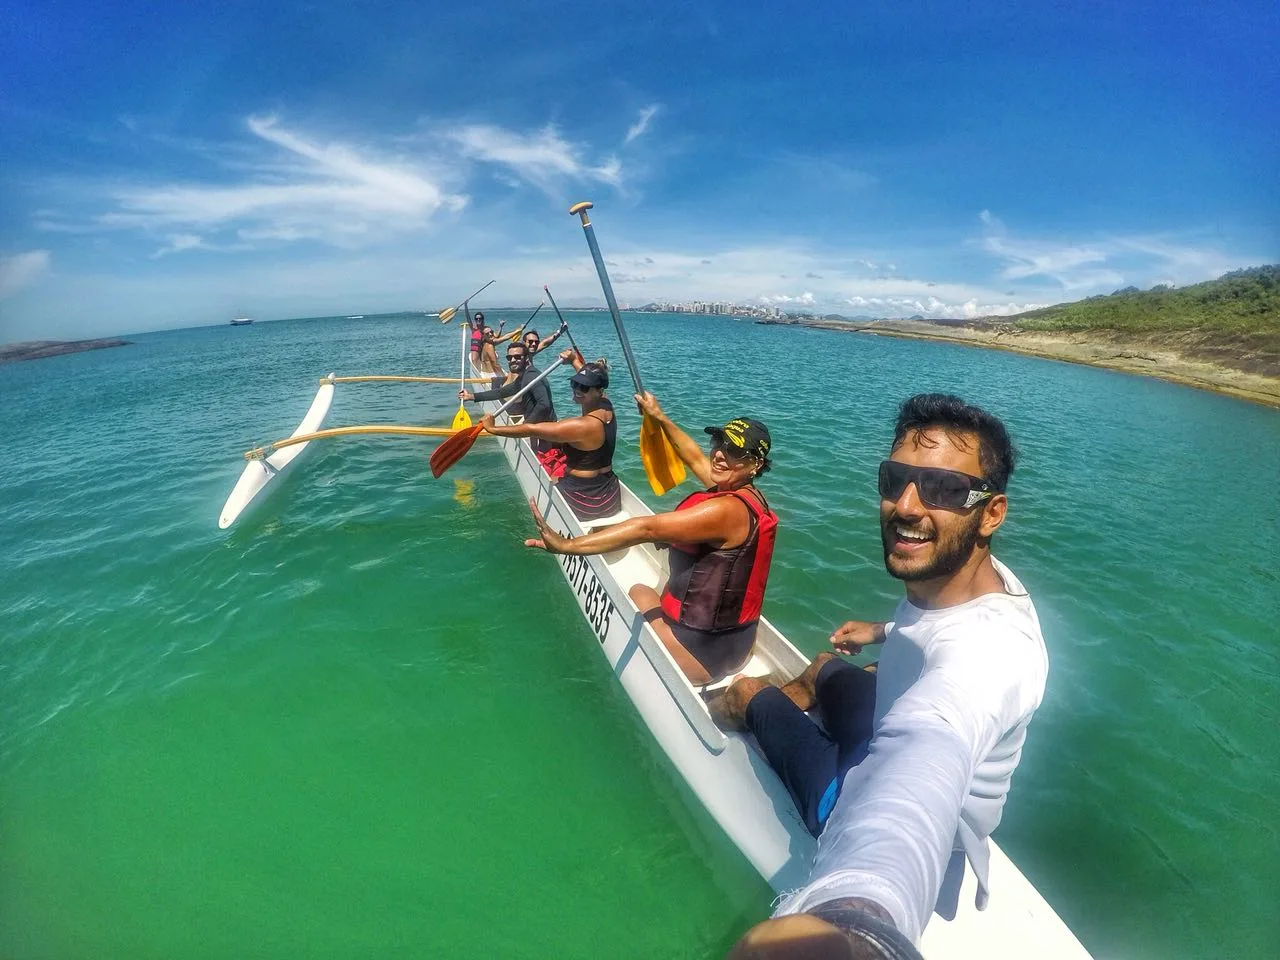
[
  {"xmin": 230, "ymin": 317, "xmax": 254, "ymax": 326},
  {"xmin": 345, "ymin": 315, "xmax": 364, "ymax": 320}
]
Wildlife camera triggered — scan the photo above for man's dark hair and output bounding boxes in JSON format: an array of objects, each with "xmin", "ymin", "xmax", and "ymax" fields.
[
  {"xmin": 892, "ymin": 393, "xmax": 1017, "ymax": 492},
  {"xmin": 524, "ymin": 329, "xmax": 539, "ymax": 339},
  {"xmin": 506, "ymin": 342, "xmax": 528, "ymax": 357}
]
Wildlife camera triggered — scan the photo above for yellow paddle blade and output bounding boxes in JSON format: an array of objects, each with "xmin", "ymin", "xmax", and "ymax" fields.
[
  {"xmin": 452, "ymin": 405, "xmax": 472, "ymax": 430},
  {"xmin": 439, "ymin": 306, "xmax": 457, "ymax": 323},
  {"xmin": 639, "ymin": 413, "xmax": 686, "ymax": 496}
]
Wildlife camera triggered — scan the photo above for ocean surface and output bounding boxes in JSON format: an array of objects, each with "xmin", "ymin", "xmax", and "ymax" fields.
[{"xmin": 2, "ymin": 312, "xmax": 1277, "ymax": 959}]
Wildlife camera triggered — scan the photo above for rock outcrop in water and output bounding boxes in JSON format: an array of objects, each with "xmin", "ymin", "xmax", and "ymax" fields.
[{"xmin": 0, "ymin": 339, "xmax": 131, "ymax": 364}]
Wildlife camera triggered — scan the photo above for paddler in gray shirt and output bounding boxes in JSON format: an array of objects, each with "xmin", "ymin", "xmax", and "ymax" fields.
[
  {"xmin": 459, "ymin": 341, "xmax": 557, "ymax": 450},
  {"xmin": 715, "ymin": 394, "xmax": 1046, "ymax": 958}
]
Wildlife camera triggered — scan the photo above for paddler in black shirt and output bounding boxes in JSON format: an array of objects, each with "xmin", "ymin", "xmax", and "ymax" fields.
[
  {"xmin": 479, "ymin": 354, "xmax": 620, "ymax": 520},
  {"xmin": 459, "ymin": 341, "xmax": 557, "ymax": 447}
]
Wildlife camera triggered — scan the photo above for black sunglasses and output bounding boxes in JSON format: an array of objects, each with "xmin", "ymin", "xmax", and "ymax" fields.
[
  {"xmin": 711, "ymin": 435, "xmax": 757, "ymax": 465},
  {"xmin": 878, "ymin": 460, "xmax": 997, "ymax": 509}
]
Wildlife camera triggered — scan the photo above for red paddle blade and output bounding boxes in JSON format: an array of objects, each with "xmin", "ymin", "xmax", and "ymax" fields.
[{"xmin": 429, "ymin": 425, "xmax": 484, "ymax": 478}]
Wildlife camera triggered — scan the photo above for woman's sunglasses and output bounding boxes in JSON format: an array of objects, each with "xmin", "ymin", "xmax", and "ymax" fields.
[
  {"xmin": 878, "ymin": 460, "xmax": 997, "ymax": 509},
  {"xmin": 711, "ymin": 436, "xmax": 758, "ymax": 466}
]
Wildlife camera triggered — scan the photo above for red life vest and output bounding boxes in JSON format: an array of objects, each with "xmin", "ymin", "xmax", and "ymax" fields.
[{"xmin": 660, "ymin": 487, "xmax": 777, "ymax": 632}]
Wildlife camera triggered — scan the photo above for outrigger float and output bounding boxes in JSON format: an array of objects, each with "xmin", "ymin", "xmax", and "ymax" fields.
[
  {"xmin": 218, "ymin": 374, "xmax": 493, "ymax": 529},
  {"xmin": 215, "ymin": 202, "xmax": 1093, "ymax": 958}
]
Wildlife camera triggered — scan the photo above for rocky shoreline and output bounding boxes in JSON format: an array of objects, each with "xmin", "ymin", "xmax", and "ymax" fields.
[
  {"xmin": 0, "ymin": 339, "xmax": 131, "ymax": 364},
  {"xmin": 758, "ymin": 317, "xmax": 1280, "ymax": 409}
]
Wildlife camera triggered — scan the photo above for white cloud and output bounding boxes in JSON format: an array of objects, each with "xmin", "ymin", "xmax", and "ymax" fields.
[
  {"xmin": 151, "ymin": 234, "xmax": 205, "ymax": 258},
  {"xmin": 975, "ymin": 210, "xmax": 1249, "ymax": 293},
  {"xmin": 0, "ymin": 250, "xmax": 52, "ymax": 298},
  {"xmin": 624, "ymin": 105, "xmax": 660, "ymax": 144},
  {"xmin": 845, "ymin": 294, "xmax": 1047, "ymax": 318},
  {"xmin": 445, "ymin": 123, "xmax": 623, "ymax": 195},
  {"xmin": 54, "ymin": 116, "xmax": 469, "ymax": 251},
  {"xmin": 760, "ymin": 291, "xmax": 816, "ymax": 305}
]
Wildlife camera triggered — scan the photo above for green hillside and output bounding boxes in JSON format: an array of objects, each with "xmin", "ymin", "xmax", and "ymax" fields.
[{"xmin": 1004, "ymin": 265, "xmax": 1279, "ymax": 335}]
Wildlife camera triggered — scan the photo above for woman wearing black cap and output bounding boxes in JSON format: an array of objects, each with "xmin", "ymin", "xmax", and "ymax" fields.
[
  {"xmin": 480, "ymin": 352, "xmax": 621, "ymax": 520},
  {"xmin": 524, "ymin": 392, "xmax": 777, "ymax": 685}
]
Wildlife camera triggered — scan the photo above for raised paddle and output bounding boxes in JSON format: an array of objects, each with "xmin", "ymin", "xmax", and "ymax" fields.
[
  {"xmin": 429, "ymin": 356, "xmax": 568, "ymax": 478},
  {"xmin": 495, "ymin": 301, "xmax": 542, "ymax": 339},
  {"xmin": 438, "ymin": 280, "xmax": 496, "ymax": 324},
  {"xmin": 568, "ymin": 201, "xmax": 685, "ymax": 496},
  {"xmin": 452, "ymin": 323, "xmax": 472, "ymax": 430},
  {"xmin": 543, "ymin": 285, "xmax": 585, "ymax": 365}
]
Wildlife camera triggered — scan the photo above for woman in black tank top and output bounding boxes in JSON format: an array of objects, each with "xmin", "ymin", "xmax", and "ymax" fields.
[{"xmin": 479, "ymin": 353, "xmax": 622, "ymax": 520}]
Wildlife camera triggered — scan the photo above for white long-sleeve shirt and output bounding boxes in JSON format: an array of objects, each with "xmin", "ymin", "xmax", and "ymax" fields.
[{"xmin": 775, "ymin": 557, "xmax": 1048, "ymax": 942}]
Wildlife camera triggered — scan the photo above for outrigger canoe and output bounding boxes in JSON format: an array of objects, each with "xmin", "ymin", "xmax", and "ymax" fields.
[{"xmin": 472, "ymin": 364, "xmax": 1093, "ymax": 959}]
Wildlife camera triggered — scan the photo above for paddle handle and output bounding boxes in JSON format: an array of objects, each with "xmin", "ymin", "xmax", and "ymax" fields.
[
  {"xmin": 490, "ymin": 356, "xmax": 569, "ymax": 419},
  {"xmin": 570, "ymin": 201, "xmax": 644, "ymax": 394},
  {"xmin": 543, "ymin": 285, "xmax": 584, "ymax": 363}
]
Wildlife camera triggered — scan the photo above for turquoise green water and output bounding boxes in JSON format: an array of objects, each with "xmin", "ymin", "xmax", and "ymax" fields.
[{"xmin": 2, "ymin": 313, "xmax": 1277, "ymax": 959}]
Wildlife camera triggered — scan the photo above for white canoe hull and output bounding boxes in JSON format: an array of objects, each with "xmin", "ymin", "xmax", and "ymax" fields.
[
  {"xmin": 218, "ymin": 376, "xmax": 335, "ymax": 529},
  {"xmin": 476, "ymin": 376, "xmax": 1092, "ymax": 958}
]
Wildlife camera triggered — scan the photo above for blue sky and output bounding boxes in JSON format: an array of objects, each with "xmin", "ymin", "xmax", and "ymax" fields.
[{"xmin": 1, "ymin": 0, "xmax": 1276, "ymax": 339}]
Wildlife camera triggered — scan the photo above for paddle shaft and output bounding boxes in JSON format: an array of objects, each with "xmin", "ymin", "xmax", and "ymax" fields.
[
  {"xmin": 570, "ymin": 204, "xmax": 644, "ymax": 394},
  {"xmin": 458, "ymin": 324, "xmax": 468, "ymax": 407},
  {"xmin": 441, "ymin": 279, "xmax": 496, "ymax": 322},
  {"xmin": 543, "ymin": 286, "xmax": 584, "ymax": 363}
]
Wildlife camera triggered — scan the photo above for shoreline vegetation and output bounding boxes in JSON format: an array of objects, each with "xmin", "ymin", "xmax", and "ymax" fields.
[
  {"xmin": 1, "ymin": 339, "xmax": 131, "ymax": 364},
  {"xmin": 759, "ymin": 265, "xmax": 1280, "ymax": 409}
]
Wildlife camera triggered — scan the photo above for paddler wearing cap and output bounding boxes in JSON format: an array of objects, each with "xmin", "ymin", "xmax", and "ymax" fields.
[
  {"xmin": 525, "ymin": 392, "xmax": 777, "ymax": 686},
  {"xmin": 481, "ymin": 350, "xmax": 622, "ymax": 520}
]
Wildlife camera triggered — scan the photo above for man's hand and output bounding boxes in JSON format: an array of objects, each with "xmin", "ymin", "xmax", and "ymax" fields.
[
  {"xmin": 458, "ymin": 389, "xmax": 474, "ymax": 402},
  {"xmin": 635, "ymin": 391, "xmax": 665, "ymax": 420},
  {"xmin": 830, "ymin": 620, "xmax": 886, "ymax": 654},
  {"xmin": 524, "ymin": 499, "xmax": 571, "ymax": 554},
  {"xmin": 558, "ymin": 347, "xmax": 577, "ymax": 363},
  {"xmin": 479, "ymin": 414, "xmax": 496, "ymax": 433}
]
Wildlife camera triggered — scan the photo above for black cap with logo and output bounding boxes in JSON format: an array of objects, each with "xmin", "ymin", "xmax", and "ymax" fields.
[
  {"xmin": 704, "ymin": 418, "xmax": 771, "ymax": 461},
  {"xmin": 569, "ymin": 364, "xmax": 609, "ymax": 390}
]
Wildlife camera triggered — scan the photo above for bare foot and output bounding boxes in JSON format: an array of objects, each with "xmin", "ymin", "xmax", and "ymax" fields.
[{"xmin": 708, "ymin": 676, "xmax": 773, "ymax": 732}]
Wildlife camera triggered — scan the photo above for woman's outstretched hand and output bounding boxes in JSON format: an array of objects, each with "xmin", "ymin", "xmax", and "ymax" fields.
[{"xmin": 525, "ymin": 499, "xmax": 570, "ymax": 554}]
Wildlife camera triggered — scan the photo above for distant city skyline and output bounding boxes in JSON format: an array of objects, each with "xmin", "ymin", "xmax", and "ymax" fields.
[{"xmin": 2, "ymin": 1, "xmax": 1275, "ymax": 341}]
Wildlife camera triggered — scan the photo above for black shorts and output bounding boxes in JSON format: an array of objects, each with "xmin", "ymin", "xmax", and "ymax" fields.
[
  {"xmin": 668, "ymin": 617, "xmax": 757, "ymax": 683},
  {"xmin": 745, "ymin": 658, "xmax": 876, "ymax": 837},
  {"xmin": 559, "ymin": 471, "xmax": 623, "ymax": 520}
]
